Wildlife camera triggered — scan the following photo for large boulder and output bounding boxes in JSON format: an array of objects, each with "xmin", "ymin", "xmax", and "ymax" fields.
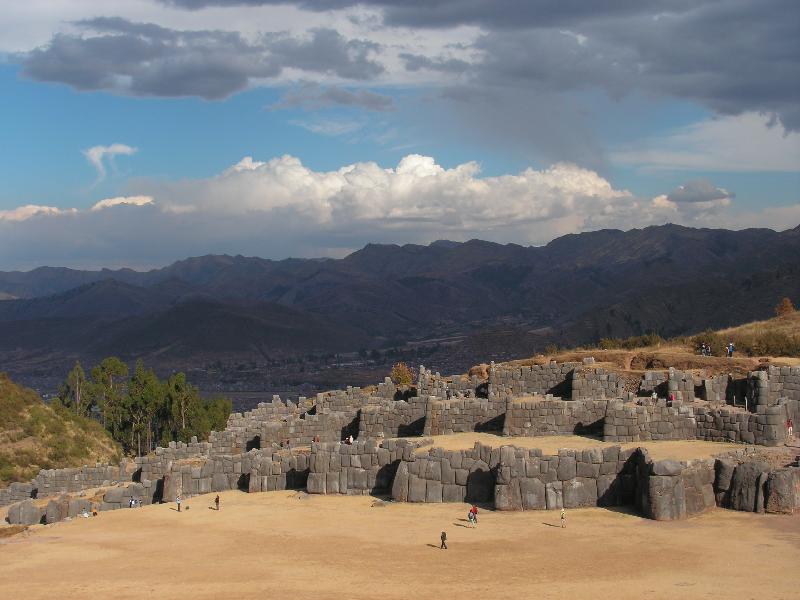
[
  {"xmin": 765, "ymin": 469, "xmax": 799, "ymax": 514},
  {"xmin": 68, "ymin": 498, "xmax": 92, "ymax": 518},
  {"xmin": 646, "ymin": 475, "xmax": 686, "ymax": 521},
  {"xmin": 730, "ymin": 461, "xmax": 770, "ymax": 513},
  {"xmin": 494, "ymin": 480, "xmax": 522, "ymax": 511},
  {"xmin": 45, "ymin": 495, "xmax": 71, "ymax": 524},
  {"xmin": 520, "ymin": 478, "xmax": 547, "ymax": 510},
  {"xmin": 391, "ymin": 462, "xmax": 409, "ymax": 502},
  {"xmin": 8, "ymin": 499, "xmax": 43, "ymax": 525},
  {"xmin": 408, "ymin": 476, "xmax": 427, "ymax": 503},
  {"xmin": 714, "ymin": 459, "xmax": 736, "ymax": 506}
]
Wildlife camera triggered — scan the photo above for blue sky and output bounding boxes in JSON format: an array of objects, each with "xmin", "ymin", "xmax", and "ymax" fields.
[{"xmin": 0, "ymin": 1, "xmax": 798, "ymax": 270}]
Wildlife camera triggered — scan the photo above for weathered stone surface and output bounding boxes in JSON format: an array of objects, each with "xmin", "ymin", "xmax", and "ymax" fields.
[
  {"xmin": 391, "ymin": 462, "xmax": 409, "ymax": 502},
  {"xmin": 442, "ymin": 483, "xmax": 465, "ymax": 503},
  {"xmin": 8, "ymin": 499, "xmax": 43, "ymax": 525},
  {"xmin": 765, "ymin": 469, "xmax": 798, "ymax": 514},
  {"xmin": 651, "ymin": 460, "xmax": 683, "ymax": 476},
  {"xmin": 408, "ymin": 476, "xmax": 427, "ymax": 503},
  {"xmin": 306, "ymin": 472, "xmax": 326, "ymax": 494},
  {"xmin": 520, "ymin": 478, "xmax": 546, "ymax": 510},
  {"xmin": 647, "ymin": 475, "xmax": 686, "ymax": 521},
  {"xmin": 45, "ymin": 495, "xmax": 70, "ymax": 524},
  {"xmin": 426, "ymin": 480, "xmax": 443, "ymax": 503},
  {"xmin": 545, "ymin": 481, "xmax": 563, "ymax": 509},
  {"xmin": 211, "ymin": 472, "xmax": 230, "ymax": 493},
  {"xmin": 495, "ymin": 480, "xmax": 522, "ymax": 511},
  {"xmin": 730, "ymin": 461, "xmax": 770, "ymax": 513},
  {"xmin": 557, "ymin": 457, "xmax": 576, "ymax": 481}
]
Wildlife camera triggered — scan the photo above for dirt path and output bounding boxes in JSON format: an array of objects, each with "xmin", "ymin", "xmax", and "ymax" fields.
[{"xmin": 1, "ymin": 491, "xmax": 797, "ymax": 600}]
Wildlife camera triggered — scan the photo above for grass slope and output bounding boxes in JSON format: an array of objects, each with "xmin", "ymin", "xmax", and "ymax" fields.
[{"xmin": 0, "ymin": 373, "xmax": 121, "ymax": 486}]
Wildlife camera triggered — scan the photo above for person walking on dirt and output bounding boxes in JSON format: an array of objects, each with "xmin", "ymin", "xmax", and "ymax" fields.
[
  {"xmin": 215, "ymin": 495, "xmax": 220, "ymax": 511},
  {"xmin": 470, "ymin": 505, "xmax": 478, "ymax": 525},
  {"xmin": 176, "ymin": 495, "xmax": 182, "ymax": 513},
  {"xmin": 560, "ymin": 508, "xmax": 566, "ymax": 528},
  {"xmin": 440, "ymin": 531, "xmax": 448, "ymax": 549},
  {"xmin": 727, "ymin": 341, "xmax": 735, "ymax": 358}
]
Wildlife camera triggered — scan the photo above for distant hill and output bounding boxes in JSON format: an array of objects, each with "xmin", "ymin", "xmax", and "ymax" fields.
[
  {"xmin": 0, "ymin": 373, "xmax": 121, "ymax": 486},
  {"xmin": 0, "ymin": 224, "xmax": 798, "ymax": 370}
]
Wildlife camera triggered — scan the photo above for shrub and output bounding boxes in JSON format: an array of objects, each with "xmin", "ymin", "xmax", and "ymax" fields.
[
  {"xmin": 775, "ymin": 297, "xmax": 796, "ymax": 317},
  {"xmin": 390, "ymin": 362, "xmax": 416, "ymax": 386}
]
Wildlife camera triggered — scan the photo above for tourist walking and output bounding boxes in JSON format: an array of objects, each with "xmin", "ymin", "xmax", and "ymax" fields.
[
  {"xmin": 440, "ymin": 531, "xmax": 448, "ymax": 549},
  {"xmin": 215, "ymin": 495, "xmax": 220, "ymax": 511},
  {"xmin": 176, "ymin": 495, "xmax": 182, "ymax": 513},
  {"xmin": 560, "ymin": 508, "xmax": 566, "ymax": 528},
  {"xmin": 470, "ymin": 505, "xmax": 478, "ymax": 525},
  {"xmin": 788, "ymin": 418, "xmax": 794, "ymax": 438},
  {"xmin": 727, "ymin": 341, "xmax": 735, "ymax": 358}
]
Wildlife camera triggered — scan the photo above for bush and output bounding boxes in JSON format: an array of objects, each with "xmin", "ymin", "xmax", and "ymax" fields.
[
  {"xmin": 598, "ymin": 332, "xmax": 663, "ymax": 350},
  {"xmin": 775, "ymin": 297, "xmax": 796, "ymax": 317},
  {"xmin": 390, "ymin": 362, "xmax": 416, "ymax": 386}
]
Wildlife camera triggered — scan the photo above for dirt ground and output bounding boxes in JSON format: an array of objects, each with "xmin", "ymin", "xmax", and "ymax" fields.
[
  {"xmin": 1, "ymin": 490, "xmax": 798, "ymax": 600},
  {"xmin": 411, "ymin": 432, "xmax": 750, "ymax": 461}
]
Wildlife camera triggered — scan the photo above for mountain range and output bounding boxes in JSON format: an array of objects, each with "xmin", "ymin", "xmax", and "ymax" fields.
[{"xmin": 1, "ymin": 224, "xmax": 799, "ymax": 374}]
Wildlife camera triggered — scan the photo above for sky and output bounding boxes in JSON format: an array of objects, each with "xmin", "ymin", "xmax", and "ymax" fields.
[{"xmin": 0, "ymin": 0, "xmax": 798, "ymax": 270}]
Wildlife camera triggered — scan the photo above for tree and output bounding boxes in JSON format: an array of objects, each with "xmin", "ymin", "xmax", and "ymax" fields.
[
  {"xmin": 58, "ymin": 361, "xmax": 91, "ymax": 416},
  {"xmin": 775, "ymin": 297, "xmax": 796, "ymax": 317},
  {"xmin": 126, "ymin": 360, "xmax": 165, "ymax": 456},
  {"xmin": 91, "ymin": 357, "xmax": 129, "ymax": 436},
  {"xmin": 390, "ymin": 362, "xmax": 415, "ymax": 386}
]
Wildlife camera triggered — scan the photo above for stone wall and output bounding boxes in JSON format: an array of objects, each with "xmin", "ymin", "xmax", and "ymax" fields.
[
  {"xmin": 358, "ymin": 397, "xmax": 428, "ymax": 439},
  {"xmin": 306, "ymin": 439, "xmax": 424, "ymax": 496},
  {"xmin": 750, "ymin": 366, "xmax": 800, "ymax": 408},
  {"xmin": 694, "ymin": 404, "xmax": 789, "ymax": 446},
  {"xmin": 424, "ymin": 397, "xmax": 506, "ymax": 436},
  {"xmin": 488, "ymin": 361, "xmax": 580, "ymax": 402},
  {"xmin": 503, "ymin": 397, "xmax": 608, "ymax": 437},
  {"xmin": 389, "ymin": 442, "xmax": 718, "ymax": 521},
  {"xmin": 494, "ymin": 445, "xmax": 638, "ymax": 511},
  {"xmin": 639, "ymin": 371, "xmax": 668, "ymax": 396},
  {"xmin": 391, "ymin": 443, "xmax": 498, "ymax": 504},
  {"xmin": 603, "ymin": 400, "xmax": 698, "ymax": 442},
  {"xmin": 667, "ymin": 368, "xmax": 699, "ymax": 402},
  {"xmin": 570, "ymin": 367, "xmax": 626, "ymax": 400},
  {"xmin": 713, "ymin": 455, "xmax": 800, "ymax": 515}
]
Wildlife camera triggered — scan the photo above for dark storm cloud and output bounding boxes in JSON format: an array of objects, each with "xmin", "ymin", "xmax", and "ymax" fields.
[
  {"xmin": 166, "ymin": 0, "xmax": 800, "ymax": 131},
  {"xmin": 667, "ymin": 180, "xmax": 733, "ymax": 204},
  {"xmin": 272, "ymin": 82, "xmax": 394, "ymax": 110},
  {"xmin": 398, "ymin": 53, "xmax": 470, "ymax": 74},
  {"xmin": 158, "ymin": 0, "xmax": 687, "ymax": 29},
  {"xmin": 19, "ymin": 18, "xmax": 384, "ymax": 99}
]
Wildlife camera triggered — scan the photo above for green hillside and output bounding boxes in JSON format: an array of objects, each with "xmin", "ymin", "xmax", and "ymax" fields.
[{"xmin": 0, "ymin": 373, "xmax": 122, "ymax": 486}]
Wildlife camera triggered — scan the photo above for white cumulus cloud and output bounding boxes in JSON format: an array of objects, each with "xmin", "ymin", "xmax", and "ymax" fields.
[
  {"xmin": 91, "ymin": 195, "xmax": 154, "ymax": 211},
  {"xmin": 0, "ymin": 154, "xmax": 797, "ymax": 270},
  {"xmin": 0, "ymin": 204, "xmax": 74, "ymax": 222}
]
